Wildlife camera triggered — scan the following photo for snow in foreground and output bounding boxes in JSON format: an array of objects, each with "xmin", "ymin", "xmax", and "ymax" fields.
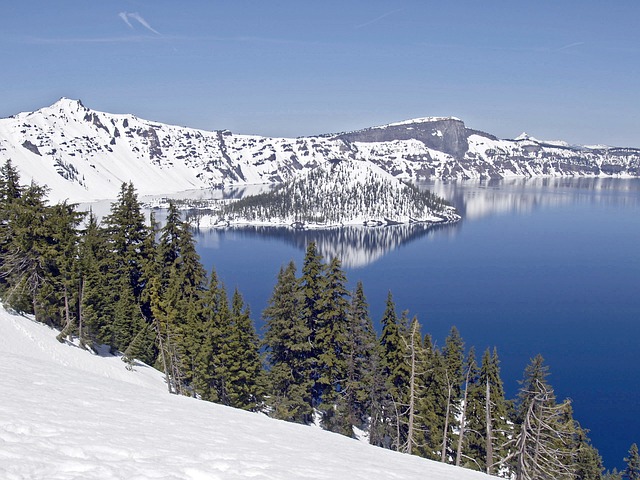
[{"xmin": 0, "ymin": 308, "xmax": 497, "ymax": 479}]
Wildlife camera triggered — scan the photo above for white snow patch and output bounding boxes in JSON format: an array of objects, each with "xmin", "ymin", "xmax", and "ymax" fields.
[{"xmin": 0, "ymin": 306, "xmax": 497, "ymax": 479}]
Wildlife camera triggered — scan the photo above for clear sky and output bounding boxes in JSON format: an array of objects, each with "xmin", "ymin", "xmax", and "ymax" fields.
[{"xmin": 2, "ymin": 1, "xmax": 639, "ymax": 146}]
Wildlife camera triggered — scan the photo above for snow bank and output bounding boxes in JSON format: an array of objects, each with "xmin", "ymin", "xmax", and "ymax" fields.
[{"xmin": 0, "ymin": 307, "xmax": 497, "ymax": 479}]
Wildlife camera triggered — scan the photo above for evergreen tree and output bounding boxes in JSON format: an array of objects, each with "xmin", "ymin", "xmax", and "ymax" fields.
[
  {"xmin": 46, "ymin": 201, "xmax": 85, "ymax": 339},
  {"xmin": 0, "ymin": 159, "xmax": 23, "ymax": 293},
  {"xmin": 462, "ymin": 347, "xmax": 513, "ymax": 475},
  {"xmin": 225, "ymin": 289, "xmax": 264, "ymax": 411},
  {"xmin": 573, "ymin": 425, "xmax": 603, "ymax": 480},
  {"xmin": 455, "ymin": 346, "xmax": 480, "ymax": 469},
  {"xmin": 439, "ymin": 326, "xmax": 465, "ymax": 463},
  {"xmin": 378, "ymin": 291, "xmax": 410, "ymax": 450},
  {"xmin": 604, "ymin": 469, "xmax": 623, "ymax": 480},
  {"xmin": 0, "ymin": 182, "xmax": 53, "ymax": 315},
  {"xmin": 0, "ymin": 159, "xmax": 22, "ymax": 204},
  {"xmin": 100, "ymin": 182, "xmax": 150, "ymax": 351},
  {"xmin": 298, "ymin": 241, "xmax": 326, "ymax": 410},
  {"xmin": 343, "ymin": 281, "xmax": 379, "ymax": 433},
  {"xmin": 79, "ymin": 211, "xmax": 114, "ymax": 347},
  {"xmin": 315, "ymin": 256, "xmax": 351, "ymax": 434},
  {"xmin": 416, "ymin": 334, "xmax": 448, "ymax": 460},
  {"xmin": 155, "ymin": 203, "xmax": 207, "ymax": 388},
  {"xmin": 262, "ymin": 262, "xmax": 314, "ymax": 423},
  {"xmin": 102, "ymin": 182, "xmax": 149, "ymax": 297},
  {"xmin": 194, "ymin": 268, "xmax": 233, "ymax": 403},
  {"xmin": 625, "ymin": 443, "xmax": 640, "ymax": 480}
]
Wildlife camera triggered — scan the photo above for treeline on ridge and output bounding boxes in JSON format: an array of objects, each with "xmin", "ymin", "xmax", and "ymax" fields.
[{"xmin": 0, "ymin": 159, "xmax": 637, "ymax": 480}]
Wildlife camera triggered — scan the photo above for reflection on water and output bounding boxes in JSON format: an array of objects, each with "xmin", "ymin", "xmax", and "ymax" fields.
[
  {"xmin": 421, "ymin": 177, "xmax": 640, "ymax": 220},
  {"xmin": 82, "ymin": 177, "xmax": 640, "ymax": 269},
  {"xmin": 196, "ymin": 222, "xmax": 458, "ymax": 269},
  {"xmin": 189, "ymin": 177, "xmax": 640, "ymax": 268}
]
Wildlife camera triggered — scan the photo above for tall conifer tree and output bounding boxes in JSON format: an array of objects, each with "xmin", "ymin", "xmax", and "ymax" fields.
[
  {"xmin": 316, "ymin": 256, "xmax": 351, "ymax": 434},
  {"xmin": 263, "ymin": 262, "xmax": 313, "ymax": 423}
]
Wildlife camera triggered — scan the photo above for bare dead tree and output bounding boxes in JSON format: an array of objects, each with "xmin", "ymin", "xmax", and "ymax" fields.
[
  {"xmin": 485, "ymin": 379, "xmax": 494, "ymax": 475},
  {"xmin": 441, "ymin": 369, "xmax": 454, "ymax": 463},
  {"xmin": 497, "ymin": 380, "xmax": 576, "ymax": 480},
  {"xmin": 455, "ymin": 362, "xmax": 473, "ymax": 466}
]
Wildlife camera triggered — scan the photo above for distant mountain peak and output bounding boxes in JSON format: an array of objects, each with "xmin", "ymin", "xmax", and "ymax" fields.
[
  {"xmin": 37, "ymin": 97, "xmax": 87, "ymax": 116},
  {"xmin": 515, "ymin": 132, "xmax": 537, "ymax": 141}
]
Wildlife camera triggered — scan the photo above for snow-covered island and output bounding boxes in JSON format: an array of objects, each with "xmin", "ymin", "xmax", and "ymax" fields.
[{"xmin": 190, "ymin": 159, "xmax": 460, "ymax": 229}]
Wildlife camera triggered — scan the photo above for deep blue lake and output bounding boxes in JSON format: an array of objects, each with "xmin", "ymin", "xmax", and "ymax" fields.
[{"xmin": 192, "ymin": 177, "xmax": 640, "ymax": 470}]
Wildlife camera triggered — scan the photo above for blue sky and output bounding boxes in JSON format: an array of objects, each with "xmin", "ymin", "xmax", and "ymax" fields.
[{"xmin": 2, "ymin": 1, "xmax": 639, "ymax": 145}]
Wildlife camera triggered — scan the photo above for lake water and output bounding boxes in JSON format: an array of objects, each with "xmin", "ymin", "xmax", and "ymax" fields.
[{"xmin": 192, "ymin": 177, "xmax": 640, "ymax": 470}]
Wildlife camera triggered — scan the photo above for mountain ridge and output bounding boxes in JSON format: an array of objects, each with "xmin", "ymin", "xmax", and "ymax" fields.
[{"xmin": 1, "ymin": 98, "xmax": 638, "ymax": 202}]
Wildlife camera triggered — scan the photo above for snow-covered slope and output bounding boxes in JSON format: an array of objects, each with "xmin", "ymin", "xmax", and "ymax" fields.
[
  {"xmin": 1, "ymin": 98, "xmax": 638, "ymax": 203},
  {"xmin": 0, "ymin": 307, "xmax": 496, "ymax": 479}
]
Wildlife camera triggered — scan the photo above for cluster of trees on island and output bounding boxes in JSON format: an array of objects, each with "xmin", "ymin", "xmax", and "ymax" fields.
[
  {"xmin": 204, "ymin": 159, "xmax": 458, "ymax": 226},
  {"xmin": 1, "ymin": 158, "xmax": 639, "ymax": 480}
]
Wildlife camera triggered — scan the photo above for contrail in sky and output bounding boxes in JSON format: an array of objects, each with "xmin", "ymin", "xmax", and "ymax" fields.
[
  {"xmin": 355, "ymin": 9, "xmax": 403, "ymax": 29},
  {"xmin": 557, "ymin": 41, "xmax": 584, "ymax": 51},
  {"xmin": 119, "ymin": 12, "xmax": 160, "ymax": 35}
]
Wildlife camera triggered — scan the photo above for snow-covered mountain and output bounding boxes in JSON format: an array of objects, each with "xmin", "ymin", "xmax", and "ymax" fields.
[
  {"xmin": 1, "ymin": 98, "xmax": 638, "ymax": 203},
  {"xmin": 0, "ymin": 307, "xmax": 497, "ymax": 479}
]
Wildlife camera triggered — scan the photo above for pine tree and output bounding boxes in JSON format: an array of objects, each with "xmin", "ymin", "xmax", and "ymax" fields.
[
  {"xmin": 102, "ymin": 182, "xmax": 149, "ymax": 298},
  {"xmin": 455, "ymin": 346, "xmax": 480, "ymax": 469},
  {"xmin": 440, "ymin": 326, "xmax": 465, "ymax": 463},
  {"xmin": 78, "ymin": 211, "xmax": 114, "ymax": 347},
  {"xmin": 414, "ymin": 333, "xmax": 446, "ymax": 460},
  {"xmin": 625, "ymin": 443, "xmax": 640, "ymax": 480},
  {"xmin": 604, "ymin": 469, "xmax": 623, "ymax": 480},
  {"xmin": 101, "ymin": 182, "xmax": 150, "ymax": 351},
  {"xmin": 225, "ymin": 289, "xmax": 264, "ymax": 411},
  {"xmin": 461, "ymin": 347, "xmax": 513, "ymax": 475},
  {"xmin": 262, "ymin": 262, "xmax": 314, "ymax": 423},
  {"xmin": 194, "ymin": 268, "xmax": 233, "ymax": 403},
  {"xmin": 298, "ymin": 241, "xmax": 326, "ymax": 410},
  {"xmin": 573, "ymin": 424, "xmax": 603, "ymax": 480},
  {"xmin": 0, "ymin": 182, "xmax": 52, "ymax": 315},
  {"xmin": 0, "ymin": 159, "xmax": 22, "ymax": 204},
  {"xmin": 155, "ymin": 203, "xmax": 207, "ymax": 389},
  {"xmin": 46, "ymin": 201, "xmax": 85, "ymax": 340},
  {"xmin": 343, "ymin": 281, "xmax": 379, "ymax": 434},
  {"xmin": 0, "ymin": 159, "xmax": 23, "ymax": 293},
  {"xmin": 315, "ymin": 256, "xmax": 351, "ymax": 434},
  {"xmin": 378, "ymin": 291, "xmax": 410, "ymax": 450}
]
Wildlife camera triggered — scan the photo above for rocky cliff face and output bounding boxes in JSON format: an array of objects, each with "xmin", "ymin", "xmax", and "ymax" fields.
[
  {"xmin": 1, "ymin": 98, "xmax": 638, "ymax": 202},
  {"xmin": 336, "ymin": 117, "xmax": 472, "ymax": 159}
]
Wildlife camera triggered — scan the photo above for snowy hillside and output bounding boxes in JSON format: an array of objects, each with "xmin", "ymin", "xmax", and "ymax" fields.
[
  {"xmin": 197, "ymin": 159, "xmax": 460, "ymax": 227},
  {"xmin": 0, "ymin": 307, "xmax": 497, "ymax": 479},
  {"xmin": 1, "ymin": 98, "xmax": 638, "ymax": 203},
  {"xmin": 0, "ymin": 98, "xmax": 640, "ymax": 201}
]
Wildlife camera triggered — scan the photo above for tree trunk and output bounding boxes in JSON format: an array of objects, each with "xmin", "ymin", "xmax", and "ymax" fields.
[
  {"xmin": 78, "ymin": 277, "xmax": 84, "ymax": 348},
  {"xmin": 406, "ymin": 322, "xmax": 418, "ymax": 454},
  {"xmin": 441, "ymin": 373, "xmax": 452, "ymax": 463},
  {"xmin": 456, "ymin": 366, "xmax": 471, "ymax": 466},
  {"xmin": 485, "ymin": 380, "xmax": 494, "ymax": 475}
]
